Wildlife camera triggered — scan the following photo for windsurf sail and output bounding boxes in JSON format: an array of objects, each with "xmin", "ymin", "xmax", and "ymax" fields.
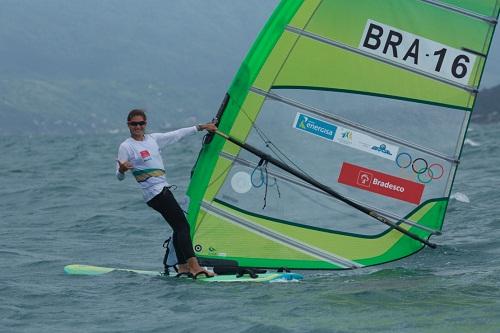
[{"xmin": 187, "ymin": 0, "xmax": 500, "ymax": 270}]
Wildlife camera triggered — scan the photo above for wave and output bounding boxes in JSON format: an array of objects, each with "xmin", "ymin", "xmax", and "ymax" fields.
[
  {"xmin": 464, "ymin": 138, "xmax": 481, "ymax": 147},
  {"xmin": 450, "ymin": 192, "xmax": 470, "ymax": 203}
]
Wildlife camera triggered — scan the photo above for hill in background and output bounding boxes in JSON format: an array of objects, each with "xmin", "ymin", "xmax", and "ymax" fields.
[{"xmin": 473, "ymin": 84, "xmax": 500, "ymax": 123}]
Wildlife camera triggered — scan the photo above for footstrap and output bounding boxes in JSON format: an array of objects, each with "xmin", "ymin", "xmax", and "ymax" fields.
[
  {"xmin": 192, "ymin": 271, "xmax": 211, "ymax": 280},
  {"xmin": 175, "ymin": 272, "xmax": 194, "ymax": 278},
  {"xmin": 162, "ymin": 237, "xmax": 178, "ymax": 275},
  {"xmin": 236, "ymin": 268, "xmax": 258, "ymax": 279}
]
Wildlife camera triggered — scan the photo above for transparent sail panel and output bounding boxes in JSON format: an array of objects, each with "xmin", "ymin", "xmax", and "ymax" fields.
[
  {"xmin": 215, "ymin": 89, "xmax": 459, "ymax": 236},
  {"xmin": 216, "ymin": 153, "xmax": 389, "ymax": 236}
]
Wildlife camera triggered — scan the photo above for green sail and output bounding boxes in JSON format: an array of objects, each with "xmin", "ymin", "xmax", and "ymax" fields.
[{"xmin": 186, "ymin": 0, "xmax": 500, "ymax": 270}]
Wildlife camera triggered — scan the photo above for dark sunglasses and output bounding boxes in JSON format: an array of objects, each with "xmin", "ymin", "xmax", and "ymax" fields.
[{"xmin": 128, "ymin": 121, "xmax": 146, "ymax": 127}]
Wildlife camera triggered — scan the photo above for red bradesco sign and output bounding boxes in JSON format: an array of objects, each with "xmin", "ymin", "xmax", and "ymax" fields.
[{"xmin": 338, "ymin": 162, "xmax": 424, "ymax": 204}]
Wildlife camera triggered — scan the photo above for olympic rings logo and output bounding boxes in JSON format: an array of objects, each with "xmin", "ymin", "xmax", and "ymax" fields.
[{"xmin": 395, "ymin": 152, "xmax": 444, "ymax": 184}]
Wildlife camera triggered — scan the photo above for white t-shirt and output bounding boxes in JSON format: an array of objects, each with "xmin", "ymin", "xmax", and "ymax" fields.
[{"xmin": 116, "ymin": 126, "xmax": 198, "ymax": 202}]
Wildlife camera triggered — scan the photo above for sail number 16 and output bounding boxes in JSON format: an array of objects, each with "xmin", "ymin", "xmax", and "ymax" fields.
[
  {"xmin": 359, "ymin": 20, "xmax": 476, "ymax": 85},
  {"xmin": 433, "ymin": 48, "xmax": 469, "ymax": 79}
]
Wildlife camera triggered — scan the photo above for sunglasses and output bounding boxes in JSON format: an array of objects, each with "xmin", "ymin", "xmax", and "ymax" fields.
[{"xmin": 128, "ymin": 121, "xmax": 146, "ymax": 127}]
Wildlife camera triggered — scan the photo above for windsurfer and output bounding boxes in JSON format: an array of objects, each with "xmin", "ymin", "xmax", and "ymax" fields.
[{"xmin": 116, "ymin": 109, "xmax": 216, "ymax": 278}]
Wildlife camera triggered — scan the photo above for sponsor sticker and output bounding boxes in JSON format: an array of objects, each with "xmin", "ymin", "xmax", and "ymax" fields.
[
  {"xmin": 359, "ymin": 19, "xmax": 476, "ymax": 85},
  {"xmin": 140, "ymin": 150, "xmax": 152, "ymax": 162},
  {"xmin": 293, "ymin": 113, "xmax": 337, "ymax": 141},
  {"xmin": 292, "ymin": 113, "xmax": 398, "ymax": 160},
  {"xmin": 293, "ymin": 113, "xmax": 398, "ymax": 160},
  {"xmin": 338, "ymin": 162, "xmax": 424, "ymax": 204},
  {"xmin": 334, "ymin": 126, "xmax": 399, "ymax": 161}
]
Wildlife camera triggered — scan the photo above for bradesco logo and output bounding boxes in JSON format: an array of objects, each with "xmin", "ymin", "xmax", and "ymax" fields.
[
  {"xmin": 293, "ymin": 113, "xmax": 337, "ymax": 141},
  {"xmin": 338, "ymin": 162, "xmax": 424, "ymax": 204},
  {"xmin": 357, "ymin": 171, "xmax": 373, "ymax": 188}
]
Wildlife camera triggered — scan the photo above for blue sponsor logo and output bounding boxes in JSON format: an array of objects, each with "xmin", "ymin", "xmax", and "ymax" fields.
[
  {"xmin": 294, "ymin": 113, "xmax": 337, "ymax": 141},
  {"xmin": 371, "ymin": 144, "xmax": 392, "ymax": 156}
]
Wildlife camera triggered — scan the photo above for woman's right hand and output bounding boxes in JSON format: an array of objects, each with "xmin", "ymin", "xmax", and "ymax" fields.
[{"xmin": 117, "ymin": 160, "xmax": 133, "ymax": 173}]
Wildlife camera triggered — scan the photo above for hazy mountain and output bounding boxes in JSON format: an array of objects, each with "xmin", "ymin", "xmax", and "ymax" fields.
[{"xmin": 473, "ymin": 84, "xmax": 500, "ymax": 123}]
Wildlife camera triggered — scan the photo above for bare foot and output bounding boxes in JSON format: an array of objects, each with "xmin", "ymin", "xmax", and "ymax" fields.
[
  {"xmin": 186, "ymin": 257, "xmax": 215, "ymax": 277},
  {"xmin": 176, "ymin": 263, "xmax": 190, "ymax": 274},
  {"xmin": 191, "ymin": 269, "xmax": 215, "ymax": 278}
]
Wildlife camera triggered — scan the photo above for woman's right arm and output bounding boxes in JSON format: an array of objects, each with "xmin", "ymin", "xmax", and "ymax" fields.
[{"xmin": 116, "ymin": 144, "xmax": 132, "ymax": 180}]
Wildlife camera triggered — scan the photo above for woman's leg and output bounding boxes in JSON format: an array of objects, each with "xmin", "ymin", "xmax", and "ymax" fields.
[{"xmin": 147, "ymin": 188, "xmax": 213, "ymax": 276}]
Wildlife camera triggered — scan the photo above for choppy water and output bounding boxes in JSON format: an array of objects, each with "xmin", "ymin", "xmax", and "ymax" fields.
[{"xmin": 1, "ymin": 124, "xmax": 500, "ymax": 333}]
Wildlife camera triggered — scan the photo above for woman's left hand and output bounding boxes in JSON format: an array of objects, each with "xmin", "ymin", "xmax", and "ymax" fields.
[{"xmin": 198, "ymin": 123, "xmax": 218, "ymax": 132}]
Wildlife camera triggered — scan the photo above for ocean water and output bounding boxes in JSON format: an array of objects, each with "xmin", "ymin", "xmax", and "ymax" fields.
[{"xmin": 1, "ymin": 123, "xmax": 500, "ymax": 333}]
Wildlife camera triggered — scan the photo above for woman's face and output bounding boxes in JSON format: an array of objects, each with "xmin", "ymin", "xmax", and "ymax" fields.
[{"xmin": 128, "ymin": 115, "xmax": 147, "ymax": 137}]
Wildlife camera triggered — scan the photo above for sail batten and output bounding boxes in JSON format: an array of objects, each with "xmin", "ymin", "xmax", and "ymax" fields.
[{"xmin": 419, "ymin": 0, "xmax": 499, "ymax": 23}]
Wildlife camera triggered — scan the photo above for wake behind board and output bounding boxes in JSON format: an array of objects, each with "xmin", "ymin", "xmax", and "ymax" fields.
[{"xmin": 64, "ymin": 264, "xmax": 303, "ymax": 283}]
